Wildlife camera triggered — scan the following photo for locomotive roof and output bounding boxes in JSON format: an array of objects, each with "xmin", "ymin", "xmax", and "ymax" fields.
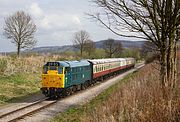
[
  {"xmin": 57, "ymin": 60, "xmax": 90, "ymax": 67},
  {"xmin": 88, "ymin": 58, "xmax": 127, "ymax": 64}
]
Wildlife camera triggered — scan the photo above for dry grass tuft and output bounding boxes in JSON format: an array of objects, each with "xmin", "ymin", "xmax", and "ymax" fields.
[
  {"xmin": 0, "ymin": 56, "xmax": 46, "ymax": 76},
  {"xmin": 0, "ymin": 55, "xmax": 69, "ymax": 76},
  {"xmin": 0, "ymin": 55, "xmax": 68, "ymax": 104},
  {"xmin": 82, "ymin": 59, "xmax": 180, "ymax": 122}
]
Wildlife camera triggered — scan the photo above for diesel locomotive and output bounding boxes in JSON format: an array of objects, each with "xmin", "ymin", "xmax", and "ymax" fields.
[{"xmin": 41, "ymin": 58, "xmax": 135, "ymax": 98}]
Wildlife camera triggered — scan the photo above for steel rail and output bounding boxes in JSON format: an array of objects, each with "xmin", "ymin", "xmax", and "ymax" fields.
[
  {"xmin": 0, "ymin": 97, "xmax": 51, "ymax": 122},
  {"xmin": 7, "ymin": 100, "xmax": 57, "ymax": 122}
]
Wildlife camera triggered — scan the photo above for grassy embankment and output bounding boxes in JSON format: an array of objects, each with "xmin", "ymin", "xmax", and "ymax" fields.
[
  {"xmin": 52, "ymin": 52, "xmax": 180, "ymax": 122},
  {"xmin": 0, "ymin": 55, "xmax": 74, "ymax": 105}
]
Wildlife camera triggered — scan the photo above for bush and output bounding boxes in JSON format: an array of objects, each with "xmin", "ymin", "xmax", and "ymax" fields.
[
  {"xmin": 120, "ymin": 48, "xmax": 142, "ymax": 61},
  {"xmin": 82, "ymin": 62, "xmax": 180, "ymax": 122},
  {"xmin": 0, "ymin": 56, "xmax": 46, "ymax": 76},
  {"xmin": 0, "ymin": 58, "xmax": 7, "ymax": 75},
  {"xmin": 145, "ymin": 54, "xmax": 159, "ymax": 64}
]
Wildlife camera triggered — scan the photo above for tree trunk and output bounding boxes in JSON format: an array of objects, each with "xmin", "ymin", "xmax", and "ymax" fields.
[
  {"xmin": 173, "ymin": 43, "xmax": 177, "ymax": 88},
  {"xmin": 17, "ymin": 44, "xmax": 20, "ymax": 57},
  {"xmin": 80, "ymin": 45, "xmax": 83, "ymax": 59},
  {"xmin": 88, "ymin": 51, "xmax": 91, "ymax": 57},
  {"xmin": 160, "ymin": 37, "xmax": 177, "ymax": 89},
  {"xmin": 166, "ymin": 31, "xmax": 177, "ymax": 88},
  {"xmin": 109, "ymin": 53, "xmax": 112, "ymax": 58},
  {"xmin": 160, "ymin": 49, "xmax": 167, "ymax": 87}
]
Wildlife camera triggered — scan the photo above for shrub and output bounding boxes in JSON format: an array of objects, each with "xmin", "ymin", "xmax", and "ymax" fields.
[
  {"xmin": 0, "ymin": 58, "xmax": 7, "ymax": 75},
  {"xmin": 82, "ymin": 62, "xmax": 180, "ymax": 122}
]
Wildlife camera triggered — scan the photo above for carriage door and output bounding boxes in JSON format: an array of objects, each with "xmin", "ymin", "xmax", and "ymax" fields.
[{"xmin": 65, "ymin": 67, "xmax": 72, "ymax": 86}]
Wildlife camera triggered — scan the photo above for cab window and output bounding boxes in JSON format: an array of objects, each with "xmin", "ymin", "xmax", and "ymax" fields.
[
  {"xmin": 43, "ymin": 66, "xmax": 48, "ymax": 74},
  {"xmin": 49, "ymin": 66, "xmax": 57, "ymax": 70}
]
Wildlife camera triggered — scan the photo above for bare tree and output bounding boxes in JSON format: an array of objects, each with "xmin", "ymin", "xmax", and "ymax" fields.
[
  {"xmin": 141, "ymin": 41, "xmax": 158, "ymax": 58},
  {"xmin": 73, "ymin": 30, "xmax": 90, "ymax": 58},
  {"xmin": 3, "ymin": 11, "xmax": 36, "ymax": 56},
  {"xmin": 103, "ymin": 38, "xmax": 122, "ymax": 58},
  {"xmin": 114, "ymin": 41, "xmax": 123, "ymax": 57},
  {"xmin": 90, "ymin": 0, "xmax": 180, "ymax": 88},
  {"xmin": 84, "ymin": 39, "xmax": 96, "ymax": 57}
]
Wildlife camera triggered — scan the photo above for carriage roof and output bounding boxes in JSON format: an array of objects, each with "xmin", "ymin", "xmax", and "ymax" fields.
[{"xmin": 87, "ymin": 58, "xmax": 127, "ymax": 64}]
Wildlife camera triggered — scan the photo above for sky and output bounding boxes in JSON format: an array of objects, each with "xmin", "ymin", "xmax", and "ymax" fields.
[{"xmin": 0, "ymin": 0, "xmax": 130, "ymax": 52}]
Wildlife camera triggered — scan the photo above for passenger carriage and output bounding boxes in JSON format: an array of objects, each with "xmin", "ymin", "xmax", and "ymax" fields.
[{"xmin": 88, "ymin": 58, "xmax": 135, "ymax": 81}]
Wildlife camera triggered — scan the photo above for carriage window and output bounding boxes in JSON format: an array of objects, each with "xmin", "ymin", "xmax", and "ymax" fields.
[
  {"xmin": 85, "ymin": 66, "xmax": 89, "ymax": 71},
  {"xmin": 72, "ymin": 74, "xmax": 78, "ymax": 80},
  {"xmin": 71, "ymin": 68, "xmax": 74, "ymax": 73},
  {"xmin": 72, "ymin": 75, "xmax": 75, "ymax": 80},
  {"xmin": 78, "ymin": 67, "xmax": 81, "ymax": 72}
]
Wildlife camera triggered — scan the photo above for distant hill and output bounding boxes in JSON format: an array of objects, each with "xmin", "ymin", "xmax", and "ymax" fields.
[
  {"xmin": 27, "ymin": 45, "xmax": 75, "ymax": 53},
  {"xmin": 26, "ymin": 40, "xmax": 146, "ymax": 54},
  {"xmin": 95, "ymin": 40, "xmax": 145, "ymax": 49}
]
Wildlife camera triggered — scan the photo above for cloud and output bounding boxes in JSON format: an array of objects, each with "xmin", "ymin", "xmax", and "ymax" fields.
[
  {"xmin": 0, "ymin": 0, "xmax": 124, "ymax": 52},
  {"xmin": 29, "ymin": 2, "xmax": 44, "ymax": 19},
  {"xmin": 72, "ymin": 16, "xmax": 81, "ymax": 25},
  {"xmin": 28, "ymin": 2, "xmax": 82, "ymax": 46},
  {"xmin": 29, "ymin": 2, "xmax": 81, "ymax": 32},
  {"xmin": 39, "ymin": 14, "xmax": 81, "ymax": 31},
  {"xmin": 40, "ymin": 16, "xmax": 50, "ymax": 29}
]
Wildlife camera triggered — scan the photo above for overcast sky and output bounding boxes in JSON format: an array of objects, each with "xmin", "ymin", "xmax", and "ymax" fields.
[{"xmin": 0, "ymin": 0, "xmax": 131, "ymax": 52}]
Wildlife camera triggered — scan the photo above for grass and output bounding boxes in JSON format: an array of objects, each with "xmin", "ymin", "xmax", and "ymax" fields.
[
  {"xmin": 0, "ymin": 53, "xmax": 179, "ymax": 121},
  {"xmin": 0, "ymin": 73, "xmax": 41, "ymax": 104},
  {"xmin": 0, "ymin": 54, "xmax": 78, "ymax": 105},
  {"xmin": 0, "ymin": 55, "xmax": 46, "ymax": 105},
  {"xmin": 52, "ymin": 54, "xmax": 180, "ymax": 122},
  {"xmin": 52, "ymin": 72, "xmax": 136, "ymax": 122}
]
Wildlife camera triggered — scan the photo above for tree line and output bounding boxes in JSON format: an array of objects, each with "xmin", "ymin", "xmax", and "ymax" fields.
[
  {"xmin": 2, "ymin": 11, "xmax": 125, "ymax": 59},
  {"xmin": 72, "ymin": 30, "xmax": 124, "ymax": 59}
]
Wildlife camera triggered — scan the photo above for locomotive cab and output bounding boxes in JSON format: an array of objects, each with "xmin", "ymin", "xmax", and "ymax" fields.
[{"xmin": 41, "ymin": 62, "xmax": 65, "ymax": 97}]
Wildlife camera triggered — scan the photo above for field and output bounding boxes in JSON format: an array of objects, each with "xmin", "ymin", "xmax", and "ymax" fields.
[
  {"xmin": 0, "ymin": 55, "xmax": 74, "ymax": 105},
  {"xmin": 0, "ymin": 52, "xmax": 179, "ymax": 121},
  {"xmin": 52, "ymin": 51, "xmax": 180, "ymax": 122}
]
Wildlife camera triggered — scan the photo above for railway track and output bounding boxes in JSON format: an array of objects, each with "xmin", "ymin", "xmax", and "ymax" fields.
[
  {"xmin": 0, "ymin": 82, "xmax": 106, "ymax": 122},
  {"xmin": 0, "ymin": 64, "xmax": 145, "ymax": 122},
  {"xmin": 0, "ymin": 98, "xmax": 57, "ymax": 122},
  {"xmin": 0, "ymin": 83, "xmax": 105, "ymax": 122}
]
